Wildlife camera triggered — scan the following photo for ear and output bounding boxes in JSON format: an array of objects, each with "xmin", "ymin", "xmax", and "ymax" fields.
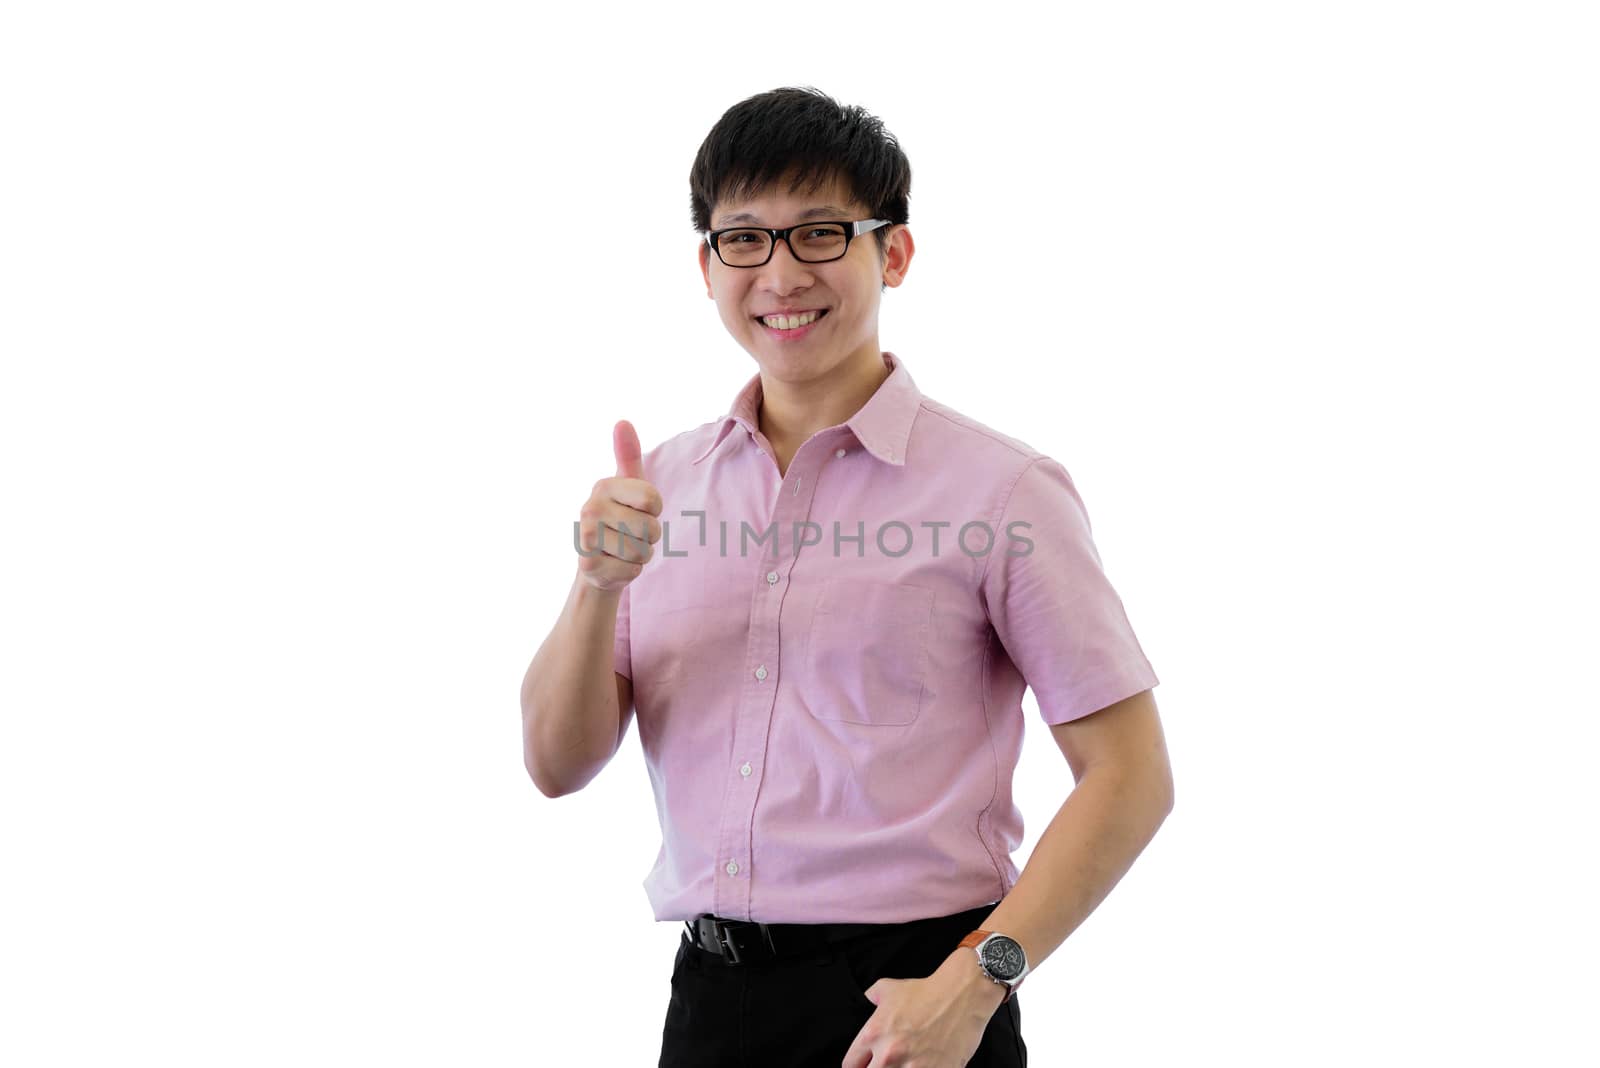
[
  {"xmin": 698, "ymin": 240, "xmax": 713, "ymax": 298},
  {"xmin": 881, "ymin": 225, "xmax": 914, "ymax": 289}
]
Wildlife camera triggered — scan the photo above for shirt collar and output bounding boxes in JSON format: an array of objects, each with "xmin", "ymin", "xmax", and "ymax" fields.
[{"xmin": 690, "ymin": 351, "xmax": 922, "ymax": 467}]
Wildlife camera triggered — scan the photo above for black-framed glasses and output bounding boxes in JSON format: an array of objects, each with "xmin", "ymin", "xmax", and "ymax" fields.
[{"xmin": 705, "ymin": 218, "xmax": 891, "ymax": 268}]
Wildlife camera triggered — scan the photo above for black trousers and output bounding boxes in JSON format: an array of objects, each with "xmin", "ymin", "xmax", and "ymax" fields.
[{"xmin": 658, "ymin": 901, "xmax": 1027, "ymax": 1067}]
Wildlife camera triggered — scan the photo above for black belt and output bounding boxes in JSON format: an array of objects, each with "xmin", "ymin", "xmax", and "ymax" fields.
[{"xmin": 684, "ymin": 914, "xmax": 887, "ymax": 965}]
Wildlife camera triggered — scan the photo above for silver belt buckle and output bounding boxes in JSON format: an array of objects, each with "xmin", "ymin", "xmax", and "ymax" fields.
[
  {"xmin": 715, "ymin": 920, "xmax": 744, "ymax": 964},
  {"xmin": 685, "ymin": 916, "xmax": 746, "ymax": 964}
]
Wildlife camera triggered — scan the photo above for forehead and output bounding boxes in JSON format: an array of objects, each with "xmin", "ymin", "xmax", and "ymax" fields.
[{"xmin": 712, "ymin": 174, "xmax": 864, "ymax": 228}]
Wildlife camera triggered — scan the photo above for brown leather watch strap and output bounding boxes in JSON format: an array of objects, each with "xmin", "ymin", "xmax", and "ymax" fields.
[{"xmin": 959, "ymin": 929, "xmax": 1025, "ymax": 1002}]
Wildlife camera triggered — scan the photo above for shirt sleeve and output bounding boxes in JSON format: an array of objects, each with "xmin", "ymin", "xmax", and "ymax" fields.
[
  {"xmin": 979, "ymin": 455, "xmax": 1159, "ymax": 725},
  {"xmin": 613, "ymin": 581, "xmax": 632, "ymax": 681}
]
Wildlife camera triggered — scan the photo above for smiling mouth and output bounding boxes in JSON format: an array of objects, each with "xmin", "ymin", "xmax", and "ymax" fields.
[{"xmin": 755, "ymin": 309, "xmax": 829, "ymax": 330}]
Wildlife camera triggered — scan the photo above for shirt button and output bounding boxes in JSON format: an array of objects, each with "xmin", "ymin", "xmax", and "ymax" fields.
[
  {"xmin": 835, "ymin": 448, "xmax": 846, "ymax": 458},
  {"xmin": 754, "ymin": 665, "xmax": 767, "ymax": 681},
  {"xmin": 725, "ymin": 860, "xmax": 740, "ymax": 876},
  {"xmin": 766, "ymin": 570, "xmax": 779, "ymax": 585},
  {"xmin": 740, "ymin": 761, "xmax": 752, "ymax": 777}
]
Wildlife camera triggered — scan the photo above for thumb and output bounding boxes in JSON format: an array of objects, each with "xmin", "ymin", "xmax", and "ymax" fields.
[{"xmin": 613, "ymin": 419, "xmax": 643, "ymax": 480}]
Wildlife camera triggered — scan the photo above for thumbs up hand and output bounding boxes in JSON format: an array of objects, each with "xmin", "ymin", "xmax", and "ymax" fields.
[{"xmin": 576, "ymin": 420, "xmax": 664, "ymax": 592}]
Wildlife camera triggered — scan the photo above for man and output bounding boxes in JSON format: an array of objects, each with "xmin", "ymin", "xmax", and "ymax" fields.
[{"xmin": 521, "ymin": 86, "xmax": 1174, "ymax": 1068}]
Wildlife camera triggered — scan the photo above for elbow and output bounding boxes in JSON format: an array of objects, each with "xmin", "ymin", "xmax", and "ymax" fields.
[
  {"xmin": 1155, "ymin": 761, "xmax": 1176, "ymax": 819},
  {"xmin": 524, "ymin": 750, "xmax": 567, "ymax": 799},
  {"xmin": 521, "ymin": 701, "xmax": 569, "ymax": 799},
  {"xmin": 522, "ymin": 723, "xmax": 598, "ymax": 800},
  {"xmin": 519, "ymin": 685, "xmax": 614, "ymax": 799},
  {"xmin": 1117, "ymin": 757, "xmax": 1175, "ymax": 821},
  {"xmin": 523, "ymin": 725, "xmax": 583, "ymax": 799}
]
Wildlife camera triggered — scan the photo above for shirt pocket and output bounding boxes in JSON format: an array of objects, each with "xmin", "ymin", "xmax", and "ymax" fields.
[{"xmin": 800, "ymin": 578, "xmax": 935, "ymax": 726}]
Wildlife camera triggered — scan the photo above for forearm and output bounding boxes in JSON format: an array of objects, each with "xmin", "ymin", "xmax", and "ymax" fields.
[
  {"xmin": 521, "ymin": 571, "xmax": 624, "ymax": 795},
  {"xmin": 952, "ymin": 763, "xmax": 1174, "ymax": 1002}
]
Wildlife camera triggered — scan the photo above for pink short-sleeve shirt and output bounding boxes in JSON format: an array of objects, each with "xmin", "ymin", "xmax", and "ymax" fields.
[{"xmin": 611, "ymin": 351, "xmax": 1158, "ymax": 923}]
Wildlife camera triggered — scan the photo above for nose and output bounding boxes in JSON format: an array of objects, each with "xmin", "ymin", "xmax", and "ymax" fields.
[{"xmin": 752, "ymin": 235, "xmax": 816, "ymax": 294}]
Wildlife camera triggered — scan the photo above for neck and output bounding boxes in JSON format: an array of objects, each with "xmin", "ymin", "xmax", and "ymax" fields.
[{"xmin": 757, "ymin": 346, "xmax": 891, "ymax": 456}]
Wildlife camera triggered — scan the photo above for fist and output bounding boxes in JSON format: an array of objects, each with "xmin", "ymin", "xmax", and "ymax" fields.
[{"xmin": 575, "ymin": 419, "xmax": 664, "ymax": 592}]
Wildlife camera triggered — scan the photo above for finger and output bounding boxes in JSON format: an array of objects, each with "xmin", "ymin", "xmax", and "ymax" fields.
[
  {"xmin": 602, "ymin": 508, "xmax": 660, "ymax": 552},
  {"xmin": 613, "ymin": 419, "xmax": 643, "ymax": 480},
  {"xmin": 606, "ymin": 478, "xmax": 664, "ymax": 517},
  {"xmin": 597, "ymin": 521, "xmax": 652, "ymax": 562},
  {"xmin": 840, "ymin": 1029, "xmax": 874, "ymax": 1068}
]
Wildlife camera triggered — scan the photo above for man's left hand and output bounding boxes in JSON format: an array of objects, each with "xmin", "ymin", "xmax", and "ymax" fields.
[{"xmin": 840, "ymin": 950, "xmax": 1007, "ymax": 1068}]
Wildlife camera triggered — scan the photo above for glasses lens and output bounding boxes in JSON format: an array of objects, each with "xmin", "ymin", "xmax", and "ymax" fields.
[
  {"xmin": 792, "ymin": 223, "xmax": 848, "ymax": 262},
  {"xmin": 716, "ymin": 229, "xmax": 772, "ymax": 266}
]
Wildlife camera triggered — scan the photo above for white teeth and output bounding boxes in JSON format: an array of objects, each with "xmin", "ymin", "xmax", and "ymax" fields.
[{"xmin": 762, "ymin": 310, "xmax": 821, "ymax": 330}]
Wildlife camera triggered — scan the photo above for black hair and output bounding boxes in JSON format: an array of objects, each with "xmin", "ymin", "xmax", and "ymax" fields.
[{"xmin": 689, "ymin": 86, "xmax": 911, "ymax": 266}]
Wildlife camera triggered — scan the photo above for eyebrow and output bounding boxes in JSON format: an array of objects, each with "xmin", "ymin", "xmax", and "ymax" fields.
[{"xmin": 714, "ymin": 205, "xmax": 854, "ymax": 227}]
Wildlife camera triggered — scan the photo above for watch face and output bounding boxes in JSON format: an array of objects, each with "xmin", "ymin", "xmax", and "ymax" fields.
[{"xmin": 980, "ymin": 935, "xmax": 1026, "ymax": 982}]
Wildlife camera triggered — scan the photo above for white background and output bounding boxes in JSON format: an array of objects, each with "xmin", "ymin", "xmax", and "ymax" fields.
[{"xmin": 2, "ymin": 1, "xmax": 1596, "ymax": 1064}]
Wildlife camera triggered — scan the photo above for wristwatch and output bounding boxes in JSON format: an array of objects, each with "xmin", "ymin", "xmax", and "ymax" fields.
[{"xmin": 958, "ymin": 929, "xmax": 1029, "ymax": 1003}]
